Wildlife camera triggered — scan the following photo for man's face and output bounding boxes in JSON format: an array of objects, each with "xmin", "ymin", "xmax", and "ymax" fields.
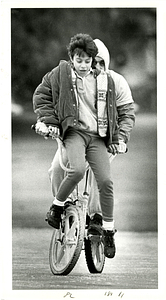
[
  {"xmin": 72, "ymin": 52, "xmax": 92, "ymax": 77},
  {"xmin": 95, "ymin": 56, "xmax": 105, "ymax": 71}
]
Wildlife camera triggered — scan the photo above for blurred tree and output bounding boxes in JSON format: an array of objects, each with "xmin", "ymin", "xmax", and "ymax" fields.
[{"xmin": 11, "ymin": 8, "xmax": 156, "ymax": 112}]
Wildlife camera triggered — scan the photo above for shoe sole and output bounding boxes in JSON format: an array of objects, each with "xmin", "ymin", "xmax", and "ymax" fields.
[
  {"xmin": 104, "ymin": 250, "xmax": 116, "ymax": 259},
  {"xmin": 46, "ymin": 216, "xmax": 61, "ymax": 229}
]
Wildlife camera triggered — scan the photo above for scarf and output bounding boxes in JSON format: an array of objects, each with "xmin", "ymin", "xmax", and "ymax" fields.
[{"xmin": 96, "ymin": 70, "xmax": 108, "ymax": 137}]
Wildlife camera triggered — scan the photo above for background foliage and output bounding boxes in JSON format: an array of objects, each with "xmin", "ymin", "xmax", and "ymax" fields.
[{"xmin": 11, "ymin": 8, "xmax": 156, "ymax": 112}]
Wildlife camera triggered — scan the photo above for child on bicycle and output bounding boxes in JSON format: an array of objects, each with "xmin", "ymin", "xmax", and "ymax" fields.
[
  {"xmin": 48, "ymin": 38, "xmax": 135, "ymax": 232},
  {"xmin": 33, "ymin": 33, "xmax": 135, "ymax": 259}
]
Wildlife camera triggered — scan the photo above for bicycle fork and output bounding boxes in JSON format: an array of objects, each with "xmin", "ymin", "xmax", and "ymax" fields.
[{"xmin": 79, "ymin": 168, "xmax": 90, "ymax": 221}]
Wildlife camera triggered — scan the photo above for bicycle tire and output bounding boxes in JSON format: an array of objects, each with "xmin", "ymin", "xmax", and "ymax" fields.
[
  {"xmin": 84, "ymin": 235, "xmax": 105, "ymax": 273},
  {"xmin": 49, "ymin": 204, "xmax": 85, "ymax": 275}
]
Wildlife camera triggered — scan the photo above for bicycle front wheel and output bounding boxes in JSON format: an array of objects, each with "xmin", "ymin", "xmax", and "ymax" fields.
[
  {"xmin": 84, "ymin": 235, "xmax": 105, "ymax": 273},
  {"xmin": 49, "ymin": 204, "xmax": 85, "ymax": 275}
]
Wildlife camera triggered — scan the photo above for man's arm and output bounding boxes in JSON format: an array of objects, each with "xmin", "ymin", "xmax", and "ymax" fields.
[
  {"xmin": 117, "ymin": 102, "xmax": 135, "ymax": 143},
  {"xmin": 110, "ymin": 70, "xmax": 135, "ymax": 143},
  {"xmin": 108, "ymin": 70, "xmax": 135, "ymax": 154}
]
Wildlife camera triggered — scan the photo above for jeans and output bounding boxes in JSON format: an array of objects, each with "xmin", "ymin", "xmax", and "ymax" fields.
[{"xmin": 49, "ymin": 129, "xmax": 114, "ymax": 222}]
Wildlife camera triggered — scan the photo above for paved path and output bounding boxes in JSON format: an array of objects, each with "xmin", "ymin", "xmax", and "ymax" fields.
[
  {"xmin": 11, "ymin": 229, "xmax": 157, "ymax": 291},
  {"xmin": 6, "ymin": 113, "xmax": 162, "ymax": 299}
]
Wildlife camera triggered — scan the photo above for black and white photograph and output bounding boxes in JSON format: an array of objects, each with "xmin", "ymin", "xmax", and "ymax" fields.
[{"xmin": 1, "ymin": 1, "xmax": 166, "ymax": 300}]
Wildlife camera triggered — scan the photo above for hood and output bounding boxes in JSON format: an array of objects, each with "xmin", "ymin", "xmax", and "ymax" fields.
[{"xmin": 94, "ymin": 39, "xmax": 110, "ymax": 70}]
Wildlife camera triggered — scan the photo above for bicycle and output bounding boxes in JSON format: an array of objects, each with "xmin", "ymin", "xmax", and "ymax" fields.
[
  {"xmin": 49, "ymin": 137, "xmax": 109, "ymax": 275},
  {"xmin": 32, "ymin": 124, "xmax": 116, "ymax": 275}
]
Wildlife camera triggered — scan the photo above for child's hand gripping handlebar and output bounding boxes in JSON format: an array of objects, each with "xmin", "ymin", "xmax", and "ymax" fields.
[{"xmin": 31, "ymin": 122, "xmax": 60, "ymax": 140}]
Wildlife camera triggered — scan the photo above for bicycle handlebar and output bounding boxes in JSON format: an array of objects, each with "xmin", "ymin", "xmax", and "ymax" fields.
[{"xmin": 31, "ymin": 124, "xmax": 117, "ymax": 171}]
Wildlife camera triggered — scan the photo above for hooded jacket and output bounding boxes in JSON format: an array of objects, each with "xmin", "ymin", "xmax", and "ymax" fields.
[
  {"xmin": 94, "ymin": 38, "xmax": 135, "ymax": 143},
  {"xmin": 94, "ymin": 39, "xmax": 110, "ymax": 70}
]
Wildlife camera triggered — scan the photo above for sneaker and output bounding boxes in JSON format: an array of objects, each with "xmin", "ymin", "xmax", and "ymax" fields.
[
  {"xmin": 45, "ymin": 204, "xmax": 63, "ymax": 229},
  {"xmin": 102, "ymin": 229, "xmax": 117, "ymax": 258},
  {"xmin": 87, "ymin": 213, "xmax": 103, "ymax": 236}
]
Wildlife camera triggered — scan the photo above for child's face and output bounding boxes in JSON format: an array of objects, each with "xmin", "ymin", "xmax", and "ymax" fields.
[{"xmin": 72, "ymin": 53, "xmax": 92, "ymax": 77}]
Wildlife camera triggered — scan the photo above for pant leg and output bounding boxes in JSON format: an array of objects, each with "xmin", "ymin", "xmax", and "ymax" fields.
[
  {"xmin": 88, "ymin": 169, "xmax": 102, "ymax": 217},
  {"xmin": 56, "ymin": 131, "xmax": 87, "ymax": 202},
  {"xmin": 48, "ymin": 147, "xmax": 68, "ymax": 197},
  {"xmin": 88, "ymin": 154, "xmax": 115, "ymax": 217},
  {"xmin": 48, "ymin": 138, "xmax": 102, "ymax": 215},
  {"xmin": 86, "ymin": 137, "xmax": 114, "ymax": 222}
]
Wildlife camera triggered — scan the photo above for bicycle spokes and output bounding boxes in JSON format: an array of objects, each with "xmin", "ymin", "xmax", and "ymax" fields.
[
  {"xmin": 64, "ymin": 214, "xmax": 79, "ymax": 244},
  {"xmin": 49, "ymin": 205, "xmax": 84, "ymax": 275},
  {"xmin": 84, "ymin": 237, "xmax": 105, "ymax": 273}
]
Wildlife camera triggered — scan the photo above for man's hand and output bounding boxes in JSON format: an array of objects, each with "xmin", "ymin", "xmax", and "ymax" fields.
[
  {"xmin": 108, "ymin": 144, "xmax": 119, "ymax": 155},
  {"xmin": 108, "ymin": 140, "xmax": 127, "ymax": 154}
]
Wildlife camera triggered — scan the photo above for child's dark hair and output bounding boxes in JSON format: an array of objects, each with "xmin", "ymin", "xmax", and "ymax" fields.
[{"xmin": 67, "ymin": 33, "xmax": 98, "ymax": 59}]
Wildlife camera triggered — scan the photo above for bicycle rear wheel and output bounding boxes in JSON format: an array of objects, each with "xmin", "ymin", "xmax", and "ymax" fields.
[
  {"xmin": 84, "ymin": 235, "xmax": 105, "ymax": 273},
  {"xmin": 49, "ymin": 204, "xmax": 85, "ymax": 275}
]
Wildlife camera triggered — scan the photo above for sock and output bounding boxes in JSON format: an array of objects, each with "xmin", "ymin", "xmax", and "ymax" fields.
[
  {"xmin": 103, "ymin": 220, "xmax": 115, "ymax": 231},
  {"xmin": 53, "ymin": 198, "xmax": 64, "ymax": 207}
]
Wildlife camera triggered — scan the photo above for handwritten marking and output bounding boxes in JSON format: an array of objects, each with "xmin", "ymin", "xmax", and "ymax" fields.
[
  {"xmin": 104, "ymin": 291, "xmax": 113, "ymax": 296},
  {"xmin": 64, "ymin": 292, "xmax": 75, "ymax": 298},
  {"xmin": 104, "ymin": 291, "xmax": 124, "ymax": 298},
  {"xmin": 118, "ymin": 292, "xmax": 124, "ymax": 298}
]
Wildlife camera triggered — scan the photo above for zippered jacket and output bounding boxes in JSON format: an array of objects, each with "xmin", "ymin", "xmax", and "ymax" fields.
[{"xmin": 33, "ymin": 60, "xmax": 135, "ymax": 145}]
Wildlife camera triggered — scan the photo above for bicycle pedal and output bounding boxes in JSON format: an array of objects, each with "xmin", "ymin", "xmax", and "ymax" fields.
[{"xmin": 88, "ymin": 234, "xmax": 102, "ymax": 242}]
